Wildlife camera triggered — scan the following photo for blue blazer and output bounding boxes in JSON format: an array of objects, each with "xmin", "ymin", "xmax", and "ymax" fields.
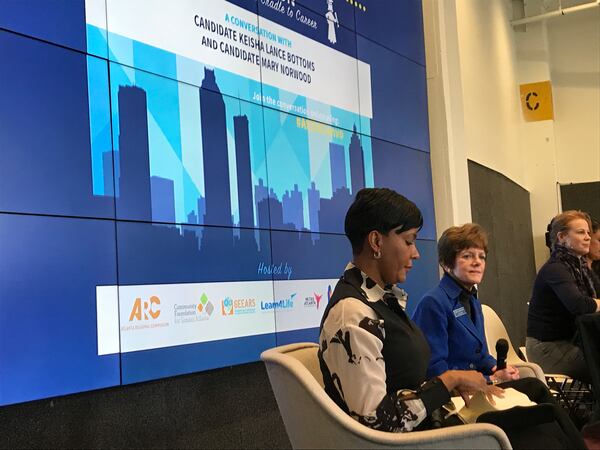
[{"xmin": 411, "ymin": 273, "xmax": 496, "ymax": 378}]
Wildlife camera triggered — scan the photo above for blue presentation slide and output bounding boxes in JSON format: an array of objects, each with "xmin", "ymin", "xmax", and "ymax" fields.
[{"xmin": 0, "ymin": 0, "xmax": 437, "ymax": 406}]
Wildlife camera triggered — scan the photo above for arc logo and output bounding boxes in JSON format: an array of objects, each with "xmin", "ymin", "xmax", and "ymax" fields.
[{"xmin": 129, "ymin": 296, "xmax": 161, "ymax": 321}]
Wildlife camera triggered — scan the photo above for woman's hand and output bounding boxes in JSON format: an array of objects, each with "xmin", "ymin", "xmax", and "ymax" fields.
[
  {"xmin": 491, "ymin": 364, "xmax": 520, "ymax": 383},
  {"xmin": 438, "ymin": 370, "xmax": 505, "ymax": 406},
  {"xmin": 481, "ymin": 384, "xmax": 505, "ymax": 405}
]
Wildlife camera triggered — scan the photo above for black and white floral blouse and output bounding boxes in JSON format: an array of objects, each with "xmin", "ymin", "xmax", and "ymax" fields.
[{"xmin": 319, "ymin": 263, "xmax": 450, "ymax": 432}]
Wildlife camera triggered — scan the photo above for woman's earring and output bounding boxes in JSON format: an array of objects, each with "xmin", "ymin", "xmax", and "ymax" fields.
[{"xmin": 374, "ymin": 250, "xmax": 381, "ymax": 259}]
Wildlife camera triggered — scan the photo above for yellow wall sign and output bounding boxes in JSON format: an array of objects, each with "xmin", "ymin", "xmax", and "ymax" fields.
[{"xmin": 519, "ymin": 81, "xmax": 554, "ymax": 122}]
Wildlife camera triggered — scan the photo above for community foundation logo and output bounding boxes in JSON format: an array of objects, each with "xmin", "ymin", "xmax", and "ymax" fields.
[
  {"xmin": 196, "ymin": 293, "xmax": 215, "ymax": 320},
  {"xmin": 174, "ymin": 293, "xmax": 214, "ymax": 324},
  {"xmin": 221, "ymin": 297, "xmax": 257, "ymax": 316}
]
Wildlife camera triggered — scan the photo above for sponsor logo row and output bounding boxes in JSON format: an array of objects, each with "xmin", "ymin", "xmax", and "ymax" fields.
[{"xmin": 128, "ymin": 286, "xmax": 332, "ymax": 323}]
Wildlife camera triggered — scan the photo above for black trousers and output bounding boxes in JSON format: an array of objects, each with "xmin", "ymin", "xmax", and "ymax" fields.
[{"xmin": 477, "ymin": 377, "xmax": 585, "ymax": 449}]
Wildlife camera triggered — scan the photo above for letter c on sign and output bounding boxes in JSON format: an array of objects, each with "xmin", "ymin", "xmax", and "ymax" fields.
[
  {"xmin": 148, "ymin": 295, "xmax": 161, "ymax": 319},
  {"xmin": 526, "ymin": 92, "xmax": 540, "ymax": 111}
]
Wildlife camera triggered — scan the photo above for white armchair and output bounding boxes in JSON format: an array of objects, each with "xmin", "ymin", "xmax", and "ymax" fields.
[
  {"xmin": 261, "ymin": 342, "xmax": 511, "ymax": 449},
  {"xmin": 481, "ymin": 304, "xmax": 546, "ymax": 382}
]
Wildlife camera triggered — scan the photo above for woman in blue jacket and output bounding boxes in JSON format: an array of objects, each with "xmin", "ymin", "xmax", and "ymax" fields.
[
  {"xmin": 410, "ymin": 222, "xmax": 587, "ymax": 444},
  {"xmin": 412, "ymin": 223, "xmax": 520, "ymax": 383}
]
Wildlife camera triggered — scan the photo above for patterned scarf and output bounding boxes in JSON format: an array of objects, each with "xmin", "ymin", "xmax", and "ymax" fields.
[
  {"xmin": 589, "ymin": 260, "xmax": 600, "ymax": 294},
  {"xmin": 552, "ymin": 244, "xmax": 597, "ymax": 298}
]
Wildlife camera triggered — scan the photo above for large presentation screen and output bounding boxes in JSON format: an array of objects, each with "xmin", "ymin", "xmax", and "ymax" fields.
[{"xmin": 0, "ymin": 0, "xmax": 437, "ymax": 406}]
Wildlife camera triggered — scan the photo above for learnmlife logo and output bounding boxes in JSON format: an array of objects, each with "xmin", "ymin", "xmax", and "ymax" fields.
[
  {"xmin": 129, "ymin": 296, "xmax": 161, "ymax": 321},
  {"xmin": 261, "ymin": 293, "xmax": 296, "ymax": 311}
]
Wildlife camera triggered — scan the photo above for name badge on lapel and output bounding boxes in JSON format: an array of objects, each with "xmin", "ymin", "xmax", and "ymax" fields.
[{"xmin": 453, "ymin": 307, "xmax": 467, "ymax": 318}]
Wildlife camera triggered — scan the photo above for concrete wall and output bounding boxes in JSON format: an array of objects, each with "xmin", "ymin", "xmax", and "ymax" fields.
[
  {"xmin": 456, "ymin": 0, "xmax": 526, "ymax": 188},
  {"xmin": 548, "ymin": 9, "xmax": 600, "ymax": 184},
  {"xmin": 425, "ymin": 0, "xmax": 600, "ymax": 269},
  {"xmin": 517, "ymin": 1, "xmax": 600, "ymax": 267}
]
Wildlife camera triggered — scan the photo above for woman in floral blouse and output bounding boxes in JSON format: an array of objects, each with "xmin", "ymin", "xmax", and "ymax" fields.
[
  {"xmin": 318, "ymin": 188, "xmax": 584, "ymax": 448},
  {"xmin": 318, "ymin": 188, "xmax": 500, "ymax": 432}
]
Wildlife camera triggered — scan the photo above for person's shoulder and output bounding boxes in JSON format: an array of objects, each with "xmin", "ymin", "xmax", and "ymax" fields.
[
  {"xmin": 413, "ymin": 285, "xmax": 448, "ymax": 317},
  {"xmin": 325, "ymin": 297, "xmax": 379, "ymax": 328},
  {"xmin": 419, "ymin": 284, "xmax": 448, "ymax": 307},
  {"xmin": 538, "ymin": 258, "xmax": 569, "ymax": 278}
]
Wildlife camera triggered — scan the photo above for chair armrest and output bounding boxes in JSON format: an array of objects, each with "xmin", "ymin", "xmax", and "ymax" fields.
[
  {"xmin": 373, "ymin": 422, "xmax": 512, "ymax": 449},
  {"xmin": 512, "ymin": 361, "xmax": 546, "ymax": 384},
  {"xmin": 262, "ymin": 344, "xmax": 512, "ymax": 449}
]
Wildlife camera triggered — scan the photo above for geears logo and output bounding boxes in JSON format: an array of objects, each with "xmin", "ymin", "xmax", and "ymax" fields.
[{"xmin": 129, "ymin": 296, "xmax": 161, "ymax": 321}]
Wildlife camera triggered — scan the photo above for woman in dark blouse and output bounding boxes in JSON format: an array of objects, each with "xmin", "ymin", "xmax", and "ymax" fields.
[
  {"xmin": 318, "ymin": 188, "xmax": 500, "ymax": 432},
  {"xmin": 527, "ymin": 210, "xmax": 600, "ymax": 382},
  {"xmin": 318, "ymin": 189, "xmax": 584, "ymax": 448}
]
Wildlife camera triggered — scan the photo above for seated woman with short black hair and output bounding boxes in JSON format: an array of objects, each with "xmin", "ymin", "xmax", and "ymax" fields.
[
  {"xmin": 319, "ymin": 189, "xmax": 584, "ymax": 448},
  {"xmin": 319, "ymin": 188, "xmax": 500, "ymax": 432}
]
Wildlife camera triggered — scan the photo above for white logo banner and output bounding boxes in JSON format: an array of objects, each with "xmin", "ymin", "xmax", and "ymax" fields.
[{"xmin": 96, "ymin": 278, "xmax": 337, "ymax": 355}]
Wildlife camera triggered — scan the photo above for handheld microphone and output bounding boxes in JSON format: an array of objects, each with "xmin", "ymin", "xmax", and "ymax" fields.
[
  {"xmin": 495, "ymin": 338, "xmax": 509, "ymax": 371},
  {"xmin": 430, "ymin": 408, "xmax": 443, "ymax": 428}
]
